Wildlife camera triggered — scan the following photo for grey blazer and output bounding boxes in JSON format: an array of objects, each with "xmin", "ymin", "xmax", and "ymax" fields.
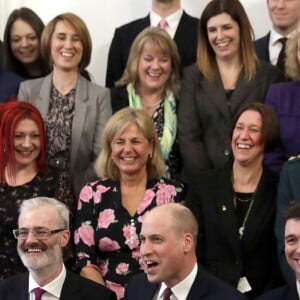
[{"xmin": 18, "ymin": 73, "xmax": 112, "ymax": 196}]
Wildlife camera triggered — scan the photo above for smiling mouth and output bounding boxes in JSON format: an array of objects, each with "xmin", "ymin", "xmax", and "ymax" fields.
[
  {"xmin": 237, "ymin": 143, "xmax": 252, "ymax": 149},
  {"xmin": 61, "ymin": 52, "xmax": 74, "ymax": 58}
]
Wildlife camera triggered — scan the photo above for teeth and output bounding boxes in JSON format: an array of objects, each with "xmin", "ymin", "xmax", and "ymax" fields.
[
  {"xmin": 217, "ymin": 41, "xmax": 230, "ymax": 47},
  {"xmin": 123, "ymin": 157, "xmax": 134, "ymax": 161},
  {"xmin": 61, "ymin": 52, "xmax": 73, "ymax": 57},
  {"xmin": 237, "ymin": 143, "xmax": 251, "ymax": 149},
  {"xmin": 27, "ymin": 249, "xmax": 42, "ymax": 253},
  {"xmin": 148, "ymin": 72, "xmax": 161, "ymax": 77}
]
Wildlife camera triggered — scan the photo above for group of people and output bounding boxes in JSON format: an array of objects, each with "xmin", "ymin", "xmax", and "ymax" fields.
[{"xmin": 1, "ymin": 0, "xmax": 300, "ymax": 299}]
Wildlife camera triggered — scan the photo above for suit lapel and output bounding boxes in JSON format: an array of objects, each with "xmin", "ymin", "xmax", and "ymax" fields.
[
  {"xmin": 186, "ymin": 268, "xmax": 209, "ymax": 299},
  {"xmin": 215, "ymin": 170, "xmax": 241, "ymax": 257},
  {"xmin": 70, "ymin": 76, "xmax": 88, "ymax": 170},
  {"xmin": 242, "ymin": 170, "xmax": 276, "ymax": 252},
  {"xmin": 37, "ymin": 73, "xmax": 53, "ymax": 116}
]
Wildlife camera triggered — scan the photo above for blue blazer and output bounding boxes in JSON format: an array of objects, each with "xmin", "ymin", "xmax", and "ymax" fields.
[
  {"xmin": 254, "ymin": 33, "xmax": 271, "ymax": 62},
  {"xmin": 18, "ymin": 73, "xmax": 112, "ymax": 196},
  {"xmin": 0, "ymin": 270, "xmax": 116, "ymax": 300},
  {"xmin": 105, "ymin": 11, "xmax": 198, "ymax": 87},
  {"xmin": 256, "ymin": 284, "xmax": 298, "ymax": 300},
  {"xmin": 124, "ymin": 268, "xmax": 247, "ymax": 300},
  {"xmin": 0, "ymin": 67, "xmax": 23, "ymax": 102},
  {"xmin": 264, "ymin": 82, "xmax": 300, "ymax": 173}
]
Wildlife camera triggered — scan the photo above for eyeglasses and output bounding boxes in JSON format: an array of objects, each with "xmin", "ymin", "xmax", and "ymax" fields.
[{"xmin": 13, "ymin": 228, "xmax": 65, "ymax": 240}]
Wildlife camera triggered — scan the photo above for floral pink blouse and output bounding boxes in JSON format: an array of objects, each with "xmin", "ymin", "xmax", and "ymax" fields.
[{"xmin": 74, "ymin": 177, "xmax": 185, "ymax": 299}]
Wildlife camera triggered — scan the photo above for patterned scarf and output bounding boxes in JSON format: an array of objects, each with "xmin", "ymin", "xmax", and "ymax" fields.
[{"xmin": 127, "ymin": 83, "xmax": 177, "ymax": 160}]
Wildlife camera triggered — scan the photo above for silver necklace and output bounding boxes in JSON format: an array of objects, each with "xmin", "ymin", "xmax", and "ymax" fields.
[{"xmin": 233, "ymin": 193, "xmax": 255, "ymax": 239}]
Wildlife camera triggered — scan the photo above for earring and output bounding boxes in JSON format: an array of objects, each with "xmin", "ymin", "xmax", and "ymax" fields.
[{"xmin": 148, "ymin": 153, "xmax": 152, "ymax": 159}]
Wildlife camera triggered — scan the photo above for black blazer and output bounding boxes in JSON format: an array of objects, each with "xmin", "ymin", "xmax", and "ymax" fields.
[
  {"xmin": 254, "ymin": 33, "xmax": 271, "ymax": 62},
  {"xmin": 256, "ymin": 284, "xmax": 298, "ymax": 300},
  {"xmin": 0, "ymin": 270, "xmax": 116, "ymax": 300},
  {"xmin": 105, "ymin": 11, "xmax": 198, "ymax": 87},
  {"xmin": 178, "ymin": 62, "xmax": 283, "ymax": 185},
  {"xmin": 186, "ymin": 168, "xmax": 283, "ymax": 299},
  {"xmin": 124, "ymin": 267, "xmax": 247, "ymax": 300}
]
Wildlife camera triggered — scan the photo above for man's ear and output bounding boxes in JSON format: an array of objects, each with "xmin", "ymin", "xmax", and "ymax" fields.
[{"xmin": 60, "ymin": 230, "xmax": 70, "ymax": 248}]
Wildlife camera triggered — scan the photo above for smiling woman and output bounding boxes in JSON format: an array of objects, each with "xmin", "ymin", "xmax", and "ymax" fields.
[
  {"xmin": 0, "ymin": 101, "xmax": 75, "ymax": 280},
  {"xmin": 186, "ymin": 102, "xmax": 284, "ymax": 299},
  {"xmin": 74, "ymin": 107, "xmax": 185, "ymax": 300},
  {"xmin": 18, "ymin": 12, "xmax": 112, "ymax": 197}
]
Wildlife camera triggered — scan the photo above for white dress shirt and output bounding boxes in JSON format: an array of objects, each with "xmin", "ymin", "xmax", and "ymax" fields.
[
  {"xmin": 153, "ymin": 263, "xmax": 198, "ymax": 300},
  {"xmin": 28, "ymin": 264, "xmax": 66, "ymax": 300},
  {"xmin": 150, "ymin": 8, "xmax": 183, "ymax": 39}
]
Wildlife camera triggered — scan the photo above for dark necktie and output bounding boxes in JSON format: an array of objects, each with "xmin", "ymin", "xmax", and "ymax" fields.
[
  {"xmin": 276, "ymin": 37, "xmax": 288, "ymax": 74},
  {"xmin": 33, "ymin": 287, "xmax": 45, "ymax": 300},
  {"xmin": 163, "ymin": 287, "xmax": 172, "ymax": 300}
]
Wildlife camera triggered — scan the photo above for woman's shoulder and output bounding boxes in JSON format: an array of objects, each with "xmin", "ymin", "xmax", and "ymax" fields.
[{"xmin": 79, "ymin": 75, "xmax": 108, "ymax": 94}]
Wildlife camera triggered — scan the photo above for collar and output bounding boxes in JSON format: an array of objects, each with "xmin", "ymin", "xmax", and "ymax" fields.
[
  {"xmin": 150, "ymin": 8, "xmax": 183, "ymax": 30},
  {"xmin": 158, "ymin": 263, "xmax": 198, "ymax": 300},
  {"xmin": 269, "ymin": 28, "xmax": 294, "ymax": 46},
  {"xmin": 29, "ymin": 264, "xmax": 66, "ymax": 299}
]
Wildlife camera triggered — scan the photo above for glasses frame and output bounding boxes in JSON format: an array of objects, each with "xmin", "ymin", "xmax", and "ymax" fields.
[{"xmin": 12, "ymin": 228, "xmax": 66, "ymax": 240}]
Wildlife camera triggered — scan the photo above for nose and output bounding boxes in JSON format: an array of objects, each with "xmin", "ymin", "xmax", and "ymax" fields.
[
  {"xmin": 123, "ymin": 141, "xmax": 133, "ymax": 152},
  {"xmin": 64, "ymin": 37, "xmax": 73, "ymax": 49},
  {"xmin": 25, "ymin": 230, "xmax": 39, "ymax": 243},
  {"xmin": 22, "ymin": 136, "xmax": 32, "ymax": 147},
  {"xmin": 20, "ymin": 37, "xmax": 29, "ymax": 48},
  {"xmin": 239, "ymin": 128, "xmax": 249, "ymax": 139},
  {"xmin": 151, "ymin": 58, "xmax": 160, "ymax": 69},
  {"xmin": 216, "ymin": 28, "xmax": 224, "ymax": 39},
  {"xmin": 140, "ymin": 240, "xmax": 152, "ymax": 256}
]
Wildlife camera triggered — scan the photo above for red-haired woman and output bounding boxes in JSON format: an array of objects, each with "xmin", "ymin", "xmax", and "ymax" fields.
[{"xmin": 0, "ymin": 101, "xmax": 75, "ymax": 280}]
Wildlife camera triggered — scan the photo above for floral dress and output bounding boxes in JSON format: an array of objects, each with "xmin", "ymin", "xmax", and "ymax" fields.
[
  {"xmin": 0, "ymin": 168, "xmax": 75, "ymax": 280},
  {"xmin": 74, "ymin": 177, "xmax": 185, "ymax": 299}
]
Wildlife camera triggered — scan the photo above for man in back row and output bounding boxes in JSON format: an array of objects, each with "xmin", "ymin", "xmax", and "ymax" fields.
[
  {"xmin": 105, "ymin": 0, "xmax": 198, "ymax": 87},
  {"xmin": 0, "ymin": 197, "xmax": 116, "ymax": 300},
  {"xmin": 125, "ymin": 203, "xmax": 246, "ymax": 300},
  {"xmin": 257, "ymin": 203, "xmax": 300, "ymax": 299}
]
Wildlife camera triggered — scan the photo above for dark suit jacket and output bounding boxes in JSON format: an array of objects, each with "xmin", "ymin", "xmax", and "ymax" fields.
[
  {"xmin": 178, "ymin": 62, "xmax": 283, "ymax": 185},
  {"xmin": 0, "ymin": 270, "xmax": 116, "ymax": 300},
  {"xmin": 0, "ymin": 41, "xmax": 3, "ymax": 67},
  {"xmin": 18, "ymin": 73, "xmax": 112, "ymax": 196},
  {"xmin": 275, "ymin": 158, "xmax": 300, "ymax": 283},
  {"xmin": 105, "ymin": 11, "xmax": 198, "ymax": 87},
  {"xmin": 256, "ymin": 284, "xmax": 298, "ymax": 300},
  {"xmin": 124, "ymin": 268, "xmax": 247, "ymax": 300},
  {"xmin": 0, "ymin": 67, "xmax": 23, "ymax": 102},
  {"xmin": 186, "ymin": 168, "xmax": 283, "ymax": 298},
  {"xmin": 254, "ymin": 33, "xmax": 270, "ymax": 62}
]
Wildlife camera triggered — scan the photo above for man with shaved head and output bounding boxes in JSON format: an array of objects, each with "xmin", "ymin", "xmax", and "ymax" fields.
[{"xmin": 125, "ymin": 203, "xmax": 246, "ymax": 300}]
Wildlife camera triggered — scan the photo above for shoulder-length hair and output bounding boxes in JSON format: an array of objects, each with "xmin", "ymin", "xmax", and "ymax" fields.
[
  {"xmin": 0, "ymin": 101, "xmax": 48, "ymax": 183},
  {"xmin": 95, "ymin": 107, "xmax": 165, "ymax": 181},
  {"xmin": 3, "ymin": 7, "xmax": 49, "ymax": 78},
  {"xmin": 198, "ymin": 0, "xmax": 258, "ymax": 82},
  {"xmin": 116, "ymin": 27, "xmax": 181, "ymax": 96},
  {"xmin": 285, "ymin": 30, "xmax": 300, "ymax": 80},
  {"xmin": 41, "ymin": 12, "xmax": 92, "ymax": 72},
  {"xmin": 231, "ymin": 102, "xmax": 280, "ymax": 152}
]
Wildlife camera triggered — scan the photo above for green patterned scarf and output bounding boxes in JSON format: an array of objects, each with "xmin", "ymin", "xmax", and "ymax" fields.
[{"xmin": 127, "ymin": 83, "xmax": 177, "ymax": 161}]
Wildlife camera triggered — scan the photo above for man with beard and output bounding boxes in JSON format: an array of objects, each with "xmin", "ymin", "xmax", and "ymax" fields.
[
  {"xmin": 105, "ymin": 0, "xmax": 198, "ymax": 87},
  {"xmin": 0, "ymin": 197, "xmax": 116, "ymax": 300},
  {"xmin": 255, "ymin": 0, "xmax": 300, "ymax": 76}
]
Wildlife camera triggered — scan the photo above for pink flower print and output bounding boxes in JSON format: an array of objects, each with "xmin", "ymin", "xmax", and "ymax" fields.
[
  {"xmin": 137, "ymin": 189, "xmax": 155, "ymax": 214},
  {"xmin": 99, "ymin": 237, "xmax": 120, "ymax": 251},
  {"xmin": 106, "ymin": 281, "xmax": 125, "ymax": 300},
  {"xmin": 123, "ymin": 223, "xmax": 139, "ymax": 249},
  {"xmin": 77, "ymin": 251, "xmax": 90, "ymax": 259},
  {"xmin": 116, "ymin": 262, "xmax": 129, "ymax": 275},
  {"xmin": 98, "ymin": 259, "xmax": 109, "ymax": 277},
  {"xmin": 77, "ymin": 223, "xmax": 95, "ymax": 247},
  {"xmin": 78, "ymin": 185, "xmax": 93, "ymax": 206},
  {"xmin": 93, "ymin": 185, "xmax": 111, "ymax": 204},
  {"xmin": 156, "ymin": 183, "xmax": 177, "ymax": 205},
  {"xmin": 74, "ymin": 230, "xmax": 80, "ymax": 244},
  {"xmin": 131, "ymin": 248, "xmax": 140, "ymax": 260},
  {"xmin": 98, "ymin": 209, "xmax": 115, "ymax": 228}
]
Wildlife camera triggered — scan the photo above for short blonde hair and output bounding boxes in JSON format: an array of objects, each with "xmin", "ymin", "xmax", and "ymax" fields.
[
  {"xmin": 41, "ymin": 12, "xmax": 92, "ymax": 71},
  {"xmin": 285, "ymin": 31, "xmax": 300, "ymax": 81},
  {"xmin": 117, "ymin": 27, "xmax": 181, "ymax": 95},
  {"xmin": 95, "ymin": 108, "xmax": 165, "ymax": 180}
]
